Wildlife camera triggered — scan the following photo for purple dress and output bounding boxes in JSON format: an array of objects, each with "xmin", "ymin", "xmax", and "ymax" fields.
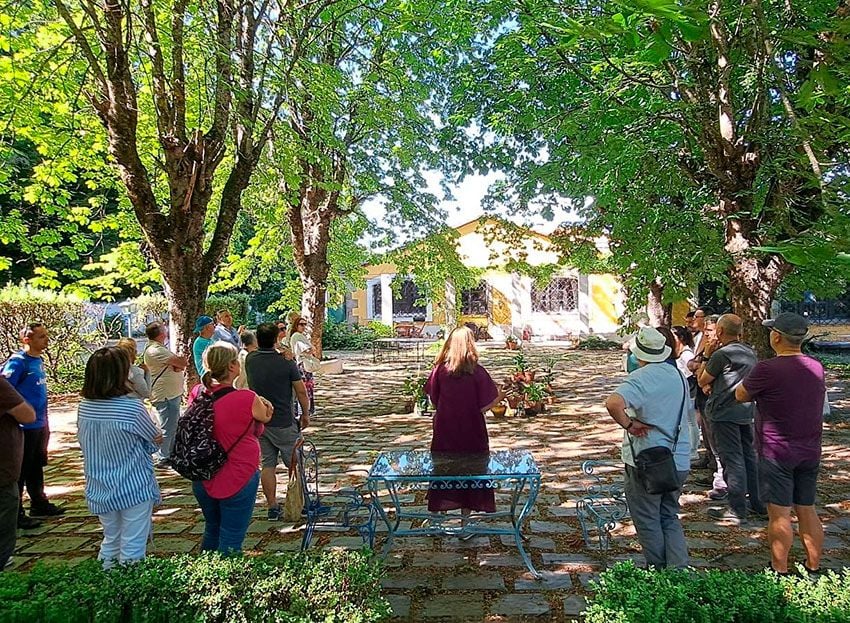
[{"xmin": 425, "ymin": 363, "xmax": 498, "ymax": 512}]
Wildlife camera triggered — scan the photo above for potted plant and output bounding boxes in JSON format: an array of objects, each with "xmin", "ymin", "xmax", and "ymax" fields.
[
  {"xmin": 505, "ymin": 334, "xmax": 519, "ymax": 350},
  {"xmin": 540, "ymin": 356, "xmax": 558, "ymax": 403},
  {"xmin": 401, "ymin": 374, "xmax": 429, "ymax": 415},
  {"xmin": 522, "ymin": 382, "xmax": 547, "ymax": 416},
  {"xmin": 502, "ymin": 377, "xmax": 523, "ymax": 409},
  {"xmin": 512, "ymin": 354, "xmax": 535, "ymax": 383}
]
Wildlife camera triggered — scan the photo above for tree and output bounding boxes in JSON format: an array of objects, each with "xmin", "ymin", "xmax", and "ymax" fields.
[
  {"xmin": 249, "ymin": 0, "xmax": 473, "ymax": 357},
  {"xmin": 443, "ymin": 0, "xmax": 849, "ymax": 355}
]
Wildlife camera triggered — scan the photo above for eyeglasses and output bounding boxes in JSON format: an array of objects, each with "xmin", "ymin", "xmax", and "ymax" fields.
[{"xmin": 297, "ymin": 322, "xmax": 307, "ymax": 326}]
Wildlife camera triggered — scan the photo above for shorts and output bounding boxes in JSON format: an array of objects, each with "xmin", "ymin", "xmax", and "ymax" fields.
[
  {"xmin": 259, "ymin": 425, "xmax": 301, "ymax": 469},
  {"xmin": 759, "ymin": 457, "xmax": 819, "ymax": 507}
]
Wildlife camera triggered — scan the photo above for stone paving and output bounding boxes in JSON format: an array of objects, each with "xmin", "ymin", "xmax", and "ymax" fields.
[{"xmin": 11, "ymin": 347, "xmax": 850, "ymax": 622}]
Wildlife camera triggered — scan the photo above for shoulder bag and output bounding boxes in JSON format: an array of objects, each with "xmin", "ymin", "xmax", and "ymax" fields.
[{"xmin": 627, "ymin": 374, "xmax": 688, "ymax": 494}]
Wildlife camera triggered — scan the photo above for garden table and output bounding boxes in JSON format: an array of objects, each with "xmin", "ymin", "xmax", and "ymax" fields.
[
  {"xmin": 371, "ymin": 337, "xmax": 437, "ymax": 363},
  {"xmin": 366, "ymin": 449, "xmax": 542, "ymax": 577}
]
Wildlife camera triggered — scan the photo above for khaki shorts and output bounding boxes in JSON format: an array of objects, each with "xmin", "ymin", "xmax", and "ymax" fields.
[{"xmin": 259, "ymin": 425, "xmax": 301, "ymax": 469}]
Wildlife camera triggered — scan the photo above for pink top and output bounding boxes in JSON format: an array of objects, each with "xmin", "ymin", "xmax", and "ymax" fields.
[{"xmin": 201, "ymin": 384, "xmax": 264, "ymax": 499}]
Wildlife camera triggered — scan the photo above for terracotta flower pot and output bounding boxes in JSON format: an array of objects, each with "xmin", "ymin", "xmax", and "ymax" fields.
[
  {"xmin": 491, "ymin": 404, "xmax": 507, "ymax": 417},
  {"xmin": 507, "ymin": 395, "xmax": 521, "ymax": 409},
  {"xmin": 523, "ymin": 400, "xmax": 544, "ymax": 416}
]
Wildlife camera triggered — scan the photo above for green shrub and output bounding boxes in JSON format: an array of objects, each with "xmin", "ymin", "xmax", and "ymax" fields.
[
  {"xmin": 585, "ymin": 561, "xmax": 850, "ymax": 623},
  {"xmin": 576, "ymin": 335, "xmax": 622, "ymax": 350},
  {"xmin": 322, "ymin": 321, "xmax": 393, "ymax": 350},
  {"xmin": 206, "ymin": 293, "xmax": 251, "ymax": 327},
  {"xmin": 0, "ymin": 550, "xmax": 389, "ymax": 623},
  {"xmin": 0, "ymin": 285, "xmax": 109, "ymax": 394}
]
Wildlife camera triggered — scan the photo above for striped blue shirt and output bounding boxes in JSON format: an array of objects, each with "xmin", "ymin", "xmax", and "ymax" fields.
[{"xmin": 77, "ymin": 396, "xmax": 161, "ymax": 515}]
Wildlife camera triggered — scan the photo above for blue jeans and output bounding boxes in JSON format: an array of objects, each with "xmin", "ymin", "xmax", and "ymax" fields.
[
  {"xmin": 153, "ymin": 396, "xmax": 181, "ymax": 460},
  {"xmin": 192, "ymin": 471, "xmax": 259, "ymax": 554}
]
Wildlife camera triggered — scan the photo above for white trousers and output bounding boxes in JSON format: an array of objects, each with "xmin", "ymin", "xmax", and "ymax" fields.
[{"xmin": 97, "ymin": 499, "xmax": 155, "ymax": 569}]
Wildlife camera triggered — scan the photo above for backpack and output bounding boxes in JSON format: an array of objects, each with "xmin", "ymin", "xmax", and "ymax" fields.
[{"xmin": 171, "ymin": 386, "xmax": 249, "ymax": 481}]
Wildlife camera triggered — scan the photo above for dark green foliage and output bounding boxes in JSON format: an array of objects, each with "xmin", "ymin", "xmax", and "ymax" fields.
[
  {"xmin": 321, "ymin": 321, "xmax": 393, "ymax": 350},
  {"xmin": 585, "ymin": 561, "xmax": 850, "ymax": 623},
  {"xmin": 205, "ymin": 294, "xmax": 252, "ymax": 328},
  {"xmin": 0, "ymin": 550, "xmax": 389, "ymax": 623},
  {"xmin": 576, "ymin": 335, "xmax": 622, "ymax": 351}
]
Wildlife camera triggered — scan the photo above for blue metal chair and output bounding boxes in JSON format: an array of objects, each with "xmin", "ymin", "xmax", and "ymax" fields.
[
  {"xmin": 297, "ymin": 439, "xmax": 377, "ymax": 551},
  {"xmin": 576, "ymin": 460, "xmax": 629, "ymax": 565}
]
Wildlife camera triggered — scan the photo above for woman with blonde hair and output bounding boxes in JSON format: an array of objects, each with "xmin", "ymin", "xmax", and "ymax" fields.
[
  {"xmin": 191, "ymin": 342, "xmax": 273, "ymax": 553},
  {"xmin": 116, "ymin": 338, "xmax": 150, "ymax": 399},
  {"xmin": 424, "ymin": 326, "xmax": 505, "ymax": 515},
  {"xmin": 289, "ymin": 316, "xmax": 317, "ymax": 417}
]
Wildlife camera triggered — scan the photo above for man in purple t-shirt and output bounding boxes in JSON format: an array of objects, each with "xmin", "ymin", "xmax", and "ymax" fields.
[{"xmin": 736, "ymin": 312, "xmax": 825, "ymax": 575}]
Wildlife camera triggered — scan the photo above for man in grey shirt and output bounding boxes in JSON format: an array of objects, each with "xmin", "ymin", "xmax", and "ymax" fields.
[
  {"xmin": 698, "ymin": 314, "xmax": 764, "ymax": 525},
  {"xmin": 246, "ymin": 323, "xmax": 310, "ymax": 521}
]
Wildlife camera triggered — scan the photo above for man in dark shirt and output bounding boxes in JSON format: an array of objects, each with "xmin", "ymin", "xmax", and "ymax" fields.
[
  {"xmin": 698, "ymin": 314, "xmax": 763, "ymax": 525},
  {"xmin": 0, "ymin": 376, "xmax": 36, "ymax": 569},
  {"xmin": 245, "ymin": 323, "xmax": 310, "ymax": 521},
  {"xmin": 737, "ymin": 312, "xmax": 825, "ymax": 574}
]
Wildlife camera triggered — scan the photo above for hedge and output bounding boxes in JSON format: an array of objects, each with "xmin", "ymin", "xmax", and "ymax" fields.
[
  {"xmin": 585, "ymin": 561, "xmax": 850, "ymax": 623},
  {"xmin": 0, "ymin": 285, "xmax": 108, "ymax": 393},
  {"xmin": 0, "ymin": 550, "xmax": 389, "ymax": 623},
  {"xmin": 206, "ymin": 293, "xmax": 252, "ymax": 327},
  {"xmin": 322, "ymin": 320, "xmax": 393, "ymax": 350}
]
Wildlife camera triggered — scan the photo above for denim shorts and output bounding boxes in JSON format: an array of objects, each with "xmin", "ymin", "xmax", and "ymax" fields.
[{"xmin": 759, "ymin": 457, "xmax": 819, "ymax": 507}]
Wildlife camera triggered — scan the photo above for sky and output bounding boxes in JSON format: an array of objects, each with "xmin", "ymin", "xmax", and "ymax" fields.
[{"xmin": 362, "ymin": 170, "xmax": 581, "ymax": 245}]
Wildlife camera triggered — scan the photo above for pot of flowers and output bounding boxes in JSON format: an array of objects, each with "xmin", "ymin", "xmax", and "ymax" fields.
[
  {"xmin": 522, "ymin": 382, "xmax": 547, "ymax": 416},
  {"xmin": 505, "ymin": 335, "xmax": 519, "ymax": 350},
  {"xmin": 512, "ymin": 354, "xmax": 536, "ymax": 383},
  {"xmin": 541, "ymin": 356, "xmax": 558, "ymax": 403},
  {"xmin": 402, "ymin": 374, "xmax": 429, "ymax": 415}
]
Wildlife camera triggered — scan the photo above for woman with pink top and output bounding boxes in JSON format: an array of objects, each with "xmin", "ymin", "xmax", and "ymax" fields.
[{"xmin": 191, "ymin": 342, "xmax": 273, "ymax": 553}]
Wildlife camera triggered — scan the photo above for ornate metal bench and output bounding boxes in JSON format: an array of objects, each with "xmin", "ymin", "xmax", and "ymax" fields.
[
  {"xmin": 298, "ymin": 439, "xmax": 378, "ymax": 551},
  {"xmin": 575, "ymin": 460, "xmax": 629, "ymax": 563}
]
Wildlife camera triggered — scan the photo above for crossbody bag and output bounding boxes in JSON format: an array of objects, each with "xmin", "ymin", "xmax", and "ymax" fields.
[{"xmin": 627, "ymin": 373, "xmax": 688, "ymax": 494}]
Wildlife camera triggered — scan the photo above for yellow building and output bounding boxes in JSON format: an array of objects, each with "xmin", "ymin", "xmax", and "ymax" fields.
[{"xmin": 348, "ymin": 218, "xmax": 626, "ymax": 340}]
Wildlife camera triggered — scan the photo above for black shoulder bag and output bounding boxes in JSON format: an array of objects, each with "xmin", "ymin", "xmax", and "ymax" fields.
[{"xmin": 627, "ymin": 374, "xmax": 688, "ymax": 494}]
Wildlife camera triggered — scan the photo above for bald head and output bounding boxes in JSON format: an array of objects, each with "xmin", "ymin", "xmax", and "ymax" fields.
[{"xmin": 716, "ymin": 314, "xmax": 743, "ymax": 342}]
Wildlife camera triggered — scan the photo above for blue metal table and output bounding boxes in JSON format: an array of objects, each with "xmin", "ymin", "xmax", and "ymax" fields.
[{"xmin": 366, "ymin": 449, "xmax": 542, "ymax": 577}]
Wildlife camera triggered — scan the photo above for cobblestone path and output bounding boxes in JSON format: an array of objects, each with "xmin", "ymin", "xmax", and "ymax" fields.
[{"xmin": 11, "ymin": 348, "xmax": 850, "ymax": 622}]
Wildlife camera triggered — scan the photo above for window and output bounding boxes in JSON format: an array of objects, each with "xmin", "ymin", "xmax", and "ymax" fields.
[
  {"xmin": 531, "ymin": 277, "xmax": 578, "ymax": 313},
  {"xmin": 393, "ymin": 280, "xmax": 427, "ymax": 317},
  {"xmin": 371, "ymin": 283, "xmax": 382, "ymax": 318},
  {"xmin": 460, "ymin": 281, "xmax": 489, "ymax": 315}
]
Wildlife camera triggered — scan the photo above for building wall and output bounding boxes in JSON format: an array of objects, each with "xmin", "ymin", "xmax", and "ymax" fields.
[{"xmin": 348, "ymin": 220, "xmax": 625, "ymax": 335}]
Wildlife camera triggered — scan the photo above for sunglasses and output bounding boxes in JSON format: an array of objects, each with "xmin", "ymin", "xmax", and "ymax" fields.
[{"xmin": 298, "ymin": 321, "xmax": 307, "ymax": 326}]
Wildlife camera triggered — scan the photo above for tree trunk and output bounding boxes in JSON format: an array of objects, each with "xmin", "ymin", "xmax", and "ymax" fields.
[
  {"xmin": 302, "ymin": 272, "xmax": 328, "ymax": 361},
  {"xmin": 288, "ymin": 170, "xmax": 336, "ymax": 361},
  {"xmin": 162, "ymin": 262, "xmax": 209, "ymax": 388},
  {"xmin": 646, "ymin": 280, "xmax": 673, "ymax": 327},
  {"xmin": 725, "ymin": 215, "xmax": 791, "ymax": 359}
]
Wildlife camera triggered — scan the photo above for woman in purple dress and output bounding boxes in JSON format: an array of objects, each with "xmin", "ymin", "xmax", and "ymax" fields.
[{"xmin": 425, "ymin": 326, "xmax": 505, "ymax": 513}]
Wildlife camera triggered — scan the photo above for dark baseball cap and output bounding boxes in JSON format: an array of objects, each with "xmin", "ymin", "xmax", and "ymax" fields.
[{"xmin": 762, "ymin": 312, "xmax": 809, "ymax": 337}]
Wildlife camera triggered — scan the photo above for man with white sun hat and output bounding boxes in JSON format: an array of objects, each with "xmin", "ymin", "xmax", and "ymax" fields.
[{"xmin": 605, "ymin": 326, "xmax": 691, "ymax": 569}]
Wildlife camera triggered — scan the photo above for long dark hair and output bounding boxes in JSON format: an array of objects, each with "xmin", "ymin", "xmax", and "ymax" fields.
[
  {"xmin": 654, "ymin": 326, "xmax": 678, "ymax": 363},
  {"xmin": 672, "ymin": 325, "xmax": 694, "ymax": 349},
  {"xmin": 81, "ymin": 347, "xmax": 131, "ymax": 399}
]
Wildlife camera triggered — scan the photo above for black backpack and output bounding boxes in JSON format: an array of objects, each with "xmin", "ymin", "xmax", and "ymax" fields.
[{"xmin": 171, "ymin": 386, "xmax": 250, "ymax": 481}]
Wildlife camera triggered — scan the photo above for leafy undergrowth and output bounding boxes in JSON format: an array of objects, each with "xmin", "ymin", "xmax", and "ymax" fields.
[
  {"xmin": 586, "ymin": 561, "xmax": 850, "ymax": 623},
  {"xmin": 0, "ymin": 550, "xmax": 389, "ymax": 623}
]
